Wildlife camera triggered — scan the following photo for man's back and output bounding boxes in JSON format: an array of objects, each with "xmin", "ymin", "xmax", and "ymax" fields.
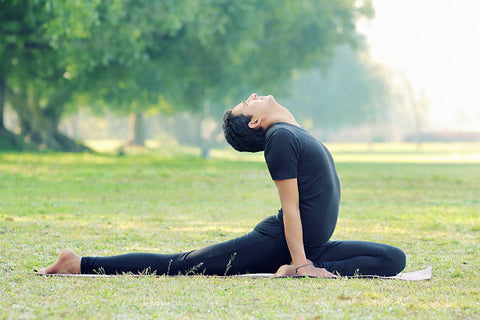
[{"xmin": 264, "ymin": 122, "xmax": 341, "ymax": 252}]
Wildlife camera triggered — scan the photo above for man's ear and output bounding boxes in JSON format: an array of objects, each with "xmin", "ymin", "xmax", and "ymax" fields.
[{"xmin": 248, "ymin": 118, "xmax": 262, "ymax": 129}]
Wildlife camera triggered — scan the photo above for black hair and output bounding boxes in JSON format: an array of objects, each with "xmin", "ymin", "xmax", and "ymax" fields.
[{"xmin": 222, "ymin": 109, "xmax": 266, "ymax": 152}]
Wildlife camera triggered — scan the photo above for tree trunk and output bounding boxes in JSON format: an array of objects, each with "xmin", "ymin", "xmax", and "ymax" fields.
[
  {"xmin": 8, "ymin": 85, "xmax": 90, "ymax": 152},
  {"xmin": 0, "ymin": 74, "xmax": 23, "ymax": 151},
  {"xmin": 198, "ymin": 100, "xmax": 211, "ymax": 158},
  {"xmin": 197, "ymin": 116, "xmax": 210, "ymax": 158},
  {"xmin": 127, "ymin": 112, "xmax": 146, "ymax": 146},
  {"xmin": 0, "ymin": 75, "xmax": 5, "ymax": 130}
]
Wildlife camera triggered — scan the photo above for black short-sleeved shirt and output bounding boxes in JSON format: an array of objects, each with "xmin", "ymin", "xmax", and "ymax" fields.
[{"xmin": 264, "ymin": 122, "xmax": 341, "ymax": 252}]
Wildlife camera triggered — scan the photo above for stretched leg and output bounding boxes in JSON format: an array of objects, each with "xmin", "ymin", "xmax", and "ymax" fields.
[
  {"xmin": 311, "ymin": 241, "xmax": 406, "ymax": 276},
  {"xmin": 55, "ymin": 230, "xmax": 291, "ymax": 275},
  {"xmin": 41, "ymin": 215, "xmax": 290, "ymax": 276}
]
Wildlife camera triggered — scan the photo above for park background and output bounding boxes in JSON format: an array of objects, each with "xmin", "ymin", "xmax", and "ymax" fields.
[
  {"xmin": 1, "ymin": 0, "xmax": 479, "ymax": 319},
  {"xmin": 1, "ymin": 0, "xmax": 479, "ymax": 153}
]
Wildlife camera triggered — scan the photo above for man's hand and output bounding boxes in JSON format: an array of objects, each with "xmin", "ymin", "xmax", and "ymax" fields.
[
  {"xmin": 273, "ymin": 263, "xmax": 339, "ymax": 278},
  {"xmin": 296, "ymin": 264, "xmax": 339, "ymax": 278}
]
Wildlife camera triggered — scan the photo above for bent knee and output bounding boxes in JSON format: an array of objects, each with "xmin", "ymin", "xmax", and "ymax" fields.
[{"xmin": 383, "ymin": 246, "xmax": 406, "ymax": 276}]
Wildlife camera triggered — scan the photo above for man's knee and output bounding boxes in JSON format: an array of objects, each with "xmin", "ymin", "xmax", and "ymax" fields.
[{"xmin": 384, "ymin": 245, "xmax": 406, "ymax": 276}]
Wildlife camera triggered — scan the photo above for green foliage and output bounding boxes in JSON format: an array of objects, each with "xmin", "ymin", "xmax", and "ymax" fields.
[
  {"xmin": 1, "ymin": 0, "xmax": 375, "ymax": 150},
  {"xmin": 84, "ymin": 0, "xmax": 375, "ymax": 117},
  {"xmin": 0, "ymin": 145, "xmax": 479, "ymax": 318},
  {"xmin": 279, "ymin": 44, "xmax": 394, "ymax": 131},
  {"xmin": 206, "ymin": 0, "xmax": 376, "ymax": 116}
]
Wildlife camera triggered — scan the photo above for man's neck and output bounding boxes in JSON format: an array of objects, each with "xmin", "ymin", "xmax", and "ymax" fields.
[{"xmin": 263, "ymin": 105, "xmax": 300, "ymax": 130}]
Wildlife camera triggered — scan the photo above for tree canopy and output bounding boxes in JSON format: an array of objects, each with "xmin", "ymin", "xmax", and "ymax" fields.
[
  {"xmin": 279, "ymin": 44, "xmax": 394, "ymax": 134},
  {"xmin": 0, "ymin": 0, "xmax": 374, "ymax": 150}
]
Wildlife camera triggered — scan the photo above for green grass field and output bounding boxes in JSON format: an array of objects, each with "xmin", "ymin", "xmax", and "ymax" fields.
[{"xmin": 1, "ymin": 143, "xmax": 479, "ymax": 319}]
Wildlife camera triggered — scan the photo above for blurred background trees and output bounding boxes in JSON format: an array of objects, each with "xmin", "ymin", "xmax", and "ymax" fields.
[
  {"xmin": 3, "ymin": 0, "xmax": 436, "ymax": 153},
  {"xmin": 278, "ymin": 44, "xmax": 395, "ymax": 140}
]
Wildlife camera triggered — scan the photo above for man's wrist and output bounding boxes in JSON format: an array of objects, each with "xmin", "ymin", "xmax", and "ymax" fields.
[{"xmin": 295, "ymin": 262, "xmax": 313, "ymax": 274}]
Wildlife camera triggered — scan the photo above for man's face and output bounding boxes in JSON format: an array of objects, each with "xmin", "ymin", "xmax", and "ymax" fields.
[{"xmin": 231, "ymin": 93, "xmax": 275, "ymax": 118}]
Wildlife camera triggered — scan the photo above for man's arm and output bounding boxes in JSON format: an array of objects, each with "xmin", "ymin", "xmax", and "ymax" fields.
[
  {"xmin": 274, "ymin": 178, "xmax": 308, "ymax": 268},
  {"xmin": 274, "ymin": 178, "xmax": 338, "ymax": 278}
]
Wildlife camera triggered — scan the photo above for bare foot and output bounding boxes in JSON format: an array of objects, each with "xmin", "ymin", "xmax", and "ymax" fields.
[{"xmin": 39, "ymin": 248, "xmax": 81, "ymax": 274}]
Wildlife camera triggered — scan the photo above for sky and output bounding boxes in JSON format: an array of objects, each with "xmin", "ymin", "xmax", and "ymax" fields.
[{"xmin": 357, "ymin": 0, "xmax": 480, "ymax": 131}]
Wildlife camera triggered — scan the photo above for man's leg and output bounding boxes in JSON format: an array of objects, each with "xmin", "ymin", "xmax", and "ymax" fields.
[
  {"xmin": 311, "ymin": 241, "xmax": 406, "ymax": 276},
  {"xmin": 79, "ymin": 229, "xmax": 290, "ymax": 275}
]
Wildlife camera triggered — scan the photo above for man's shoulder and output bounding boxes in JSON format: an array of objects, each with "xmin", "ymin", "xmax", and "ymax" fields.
[
  {"xmin": 265, "ymin": 123, "xmax": 299, "ymax": 142},
  {"xmin": 264, "ymin": 124, "xmax": 303, "ymax": 158}
]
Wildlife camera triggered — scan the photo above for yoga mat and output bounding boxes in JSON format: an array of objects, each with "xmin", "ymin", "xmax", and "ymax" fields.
[
  {"xmin": 35, "ymin": 266, "xmax": 432, "ymax": 281},
  {"xmin": 234, "ymin": 266, "xmax": 432, "ymax": 280}
]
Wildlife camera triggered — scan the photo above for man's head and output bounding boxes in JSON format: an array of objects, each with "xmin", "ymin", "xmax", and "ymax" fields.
[{"xmin": 222, "ymin": 93, "xmax": 277, "ymax": 152}]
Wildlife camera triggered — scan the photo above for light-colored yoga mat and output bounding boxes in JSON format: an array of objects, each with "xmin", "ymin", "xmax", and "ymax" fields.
[
  {"xmin": 235, "ymin": 266, "xmax": 432, "ymax": 280},
  {"xmin": 35, "ymin": 266, "xmax": 432, "ymax": 281}
]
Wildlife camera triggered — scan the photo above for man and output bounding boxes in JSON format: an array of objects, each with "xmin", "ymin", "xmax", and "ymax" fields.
[
  {"xmin": 223, "ymin": 93, "xmax": 405, "ymax": 277},
  {"xmin": 40, "ymin": 93, "xmax": 405, "ymax": 277}
]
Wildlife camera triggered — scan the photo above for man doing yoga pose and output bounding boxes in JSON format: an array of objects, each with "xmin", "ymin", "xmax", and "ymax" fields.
[{"xmin": 41, "ymin": 93, "xmax": 406, "ymax": 277}]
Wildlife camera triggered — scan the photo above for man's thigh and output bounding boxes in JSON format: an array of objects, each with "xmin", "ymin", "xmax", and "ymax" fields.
[{"xmin": 177, "ymin": 230, "xmax": 290, "ymax": 275}]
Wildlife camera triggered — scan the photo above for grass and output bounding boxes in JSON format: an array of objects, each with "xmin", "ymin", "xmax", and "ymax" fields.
[{"xmin": 0, "ymin": 143, "xmax": 479, "ymax": 319}]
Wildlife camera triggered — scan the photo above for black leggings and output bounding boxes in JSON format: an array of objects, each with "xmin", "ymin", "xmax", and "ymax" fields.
[{"xmin": 81, "ymin": 216, "xmax": 406, "ymax": 277}]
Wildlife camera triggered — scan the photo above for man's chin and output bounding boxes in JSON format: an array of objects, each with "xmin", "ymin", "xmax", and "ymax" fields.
[{"xmin": 266, "ymin": 94, "xmax": 275, "ymax": 102}]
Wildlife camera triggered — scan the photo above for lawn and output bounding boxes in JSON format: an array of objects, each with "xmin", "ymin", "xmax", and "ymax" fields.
[{"xmin": 1, "ymin": 143, "xmax": 479, "ymax": 319}]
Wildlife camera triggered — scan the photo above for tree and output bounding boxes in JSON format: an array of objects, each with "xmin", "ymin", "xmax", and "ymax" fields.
[
  {"xmin": 1, "ymin": 0, "xmax": 185, "ymax": 150},
  {"xmin": 1, "ymin": 0, "xmax": 97, "ymax": 150},
  {"xmin": 0, "ymin": 71, "xmax": 6, "ymax": 131},
  {"xmin": 175, "ymin": 0, "xmax": 375, "ymax": 154},
  {"xmin": 0, "ymin": 68, "xmax": 20, "ymax": 150},
  {"xmin": 71, "ymin": 0, "xmax": 375, "ymax": 148},
  {"xmin": 205, "ymin": 0, "xmax": 374, "ymax": 112},
  {"xmin": 1, "ymin": 0, "xmax": 374, "ymax": 151},
  {"xmin": 398, "ymin": 78, "xmax": 429, "ymax": 145},
  {"xmin": 277, "ymin": 44, "xmax": 395, "ymax": 138}
]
